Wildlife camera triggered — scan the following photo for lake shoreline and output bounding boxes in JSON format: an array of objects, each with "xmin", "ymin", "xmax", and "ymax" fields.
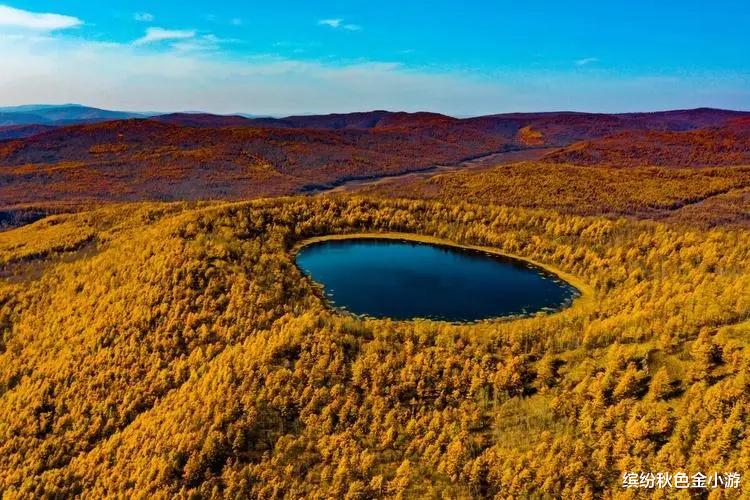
[{"xmin": 292, "ymin": 231, "xmax": 595, "ymax": 321}]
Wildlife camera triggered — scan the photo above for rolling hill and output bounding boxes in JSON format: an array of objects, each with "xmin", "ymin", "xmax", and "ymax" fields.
[
  {"xmin": 0, "ymin": 196, "xmax": 748, "ymax": 497},
  {"xmin": 0, "ymin": 108, "xmax": 748, "ymax": 209},
  {"xmin": 0, "ymin": 118, "xmax": 517, "ymax": 207},
  {"xmin": 0, "ymin": 124, "xmax": 57, "ymax": 141},
  {"xmin": 1, "ymin": 106, "xmax": 750, "ymax": 498},
  {"xmin": 153, "ymin": 108, "xmax": 749, "ymax": 135},
  {"xmin": 543, "ymin": 117, "xmax": 750, "ymax": 167},
  {"xmin": 150, "ymin": 110, "xmax": 460, "ymax": 130}
]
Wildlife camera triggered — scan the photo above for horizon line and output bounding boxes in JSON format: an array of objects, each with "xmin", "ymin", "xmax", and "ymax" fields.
[{"xmin": 2, "ymin": 103, "xmax": 750, "ymax": 121}]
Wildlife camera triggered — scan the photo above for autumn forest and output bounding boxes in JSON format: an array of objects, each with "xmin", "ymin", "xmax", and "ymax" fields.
[{"xmin": 0, "ymin": 106, "xmax": 749, "ymax": 499}]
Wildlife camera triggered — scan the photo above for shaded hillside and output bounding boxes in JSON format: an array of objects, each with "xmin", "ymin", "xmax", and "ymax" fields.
[
  {"xmin": 151, "ymin": 113, "xmax": 262, "ymax": 128},
  {"xmin": 462, "ymin": 108, "xmax": 750, "ymax": 147},
  {"xmin": 1, "ymin": 108, "xmax": 749, "ymax": 208},
  {"xmin": 543, "ymin": 118, "xmax": 750, "ymax": 167},
  {"xmin": 154, "ymin": 108, "xmax": 749, "ymax": 136},
  {"xmin": 0, "ymin": 119, "xmax": 515, "ymax": 207},
  {"xmin": 269, "ymin": 110, "xmax": 459, "ymax": 130},
  {"xmin": 612, "ymin": 108, "xmax": 750, "ymax": 130},
  {"xmin": 152, "ymin": 110, "xmax": 460, "ymax": 130},
  {"xmin": 0, "ymin": 124, "xmax": 57, "ymax": 141}
]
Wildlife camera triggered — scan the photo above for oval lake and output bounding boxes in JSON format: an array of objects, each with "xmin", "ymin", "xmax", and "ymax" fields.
[{"xmin": 295, "ymin": 238, "xmax": 579, "ymax": 322}]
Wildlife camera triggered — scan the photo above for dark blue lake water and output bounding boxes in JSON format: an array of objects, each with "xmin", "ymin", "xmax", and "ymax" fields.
[{"xmin": 295, "ymin": 239, "xmax": 579, "ymax": 322}]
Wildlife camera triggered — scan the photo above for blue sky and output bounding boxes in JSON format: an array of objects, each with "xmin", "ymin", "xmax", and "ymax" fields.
[{"xmin": 0, "ymin": 1, "xmax": 748, "ymax": 115}]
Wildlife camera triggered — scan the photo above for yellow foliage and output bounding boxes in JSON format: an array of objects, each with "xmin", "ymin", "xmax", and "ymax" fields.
[{"xmin": 0, "ymin": 196, "xmax": 748, "ymax": 497}]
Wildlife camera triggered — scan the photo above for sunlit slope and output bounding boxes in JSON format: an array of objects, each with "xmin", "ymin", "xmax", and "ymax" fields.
[
  {"xmin": 363, "ymin": 162, "xmax": 750, "ymax": 228},
  {"xmin": 0, "ymin": 197, "xmax": 748, "ymax": 497}
]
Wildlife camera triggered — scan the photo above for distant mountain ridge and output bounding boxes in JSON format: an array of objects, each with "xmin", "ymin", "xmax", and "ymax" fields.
[
  {"xmin": 150, "ymin": 110, "xmax": 459, "ymax": 130},
  {"xmin": 2, "ymin": 104, "xmax": 748, "ymax": 135},
  {"xmin": 1, "ymin": 106, "xmax": 749, "ymax": 208},
  {"xmin": 0, "ymin": 104, "xmax": 145, "ymax": 128},
  {"xmin": 149, "ymin": 107, "xmax": 750, "ymax": 132}
]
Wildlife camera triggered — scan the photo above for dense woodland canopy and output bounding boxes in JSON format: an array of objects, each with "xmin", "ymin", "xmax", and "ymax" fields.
[
  {"xmin": 1, "ymin": 108, "xmax": 749, "ymax": 209},
  {"xmin": 363, "ymin": 162, "xmax": 750, "ymax": 229},
  {"xmin": 1, "ymin": 105, "xmax": 749, "ymax": 498},
  {"xmin": 0, "ymin": 196, "xmax": 748, "ymax": 498},
  {"xmin": 543, "ymin": 118, "xmax": 750, "ymax": 168}
]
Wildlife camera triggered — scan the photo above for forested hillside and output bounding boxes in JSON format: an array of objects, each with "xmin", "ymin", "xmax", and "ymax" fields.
[
  {"xmin": 1, "ymin": 108, "xmax": 748, "ymax": 209},
  {"xmin": 1, "ymin": 197, "xmax": 748, "ymax": 497},
  {"xmin": 543, "ymin": 118, "xmax": 750, "ymax": 167},
  {"xmin": 0, "ymin": 119, "xmax": 517, "ymax": 207},
  {"xmin": 362, "ymin": 163, "xmax": 750, "ymax": 229}
]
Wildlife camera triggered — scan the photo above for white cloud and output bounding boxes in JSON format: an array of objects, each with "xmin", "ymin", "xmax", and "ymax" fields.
[
  {"xmin": 171, "ymin": 34, "xmax": 223, "ymax": 52},
  {"xmin": 318, "ymin": 19, "xmax": 361, "ymax": 31},
  {"xmin": 134, "ymin": 27, "xmax": 196, "ymax": 46},
  {"xmin": 231, "ymin": 18, "xmax": 242, "ymax": 26},
  {"xmin": 575, "ymin": 57, "xmax": 599, "ymax": 66},
  {"xmin": 0, "ymin": 32, "xmax": 747, "ymax": 115},
  {"xmin": 0, "ymin": 4, "xmax": 82, "ymax": 31},
  {"xmin": 134, "ymin": 12, "xmax": 154, "ymax": 22},
  {"xmin": 318, "ymin": 18, "xmax": 341, "ymax": 28}
]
